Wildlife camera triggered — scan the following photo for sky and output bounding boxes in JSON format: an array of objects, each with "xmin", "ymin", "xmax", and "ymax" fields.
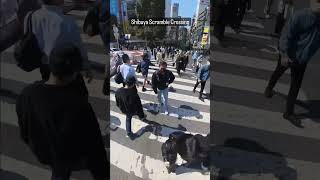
[{"xmin": 172, "ymin": 0, "xmax": 198, "ymax": 19}]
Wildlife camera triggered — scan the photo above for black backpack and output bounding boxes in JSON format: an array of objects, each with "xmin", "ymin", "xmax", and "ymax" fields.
[
  {"xmin": 83, "ymin": 4, "xmax": 100, "ymax": 37},
  {"xmin": 14, "ymin": 11, "xmax": 43, "ymax": 72}
]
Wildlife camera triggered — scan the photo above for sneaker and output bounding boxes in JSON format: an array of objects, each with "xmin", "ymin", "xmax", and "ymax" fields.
[
  {"xmin": 201, "ymin": 162, "xmax": 209, "ymax": 171},
  {"xmin": 165, "ymin": 111, "xmax": 170, "ymax": 115},
  {"xmin": 142, "ymin": 87, "xmax": 147, "ymax": 92},
  {"xmin": 265, "ymin": 14, "xmax": 271, "ymax": 19},
  {"xmin": 247, "ymin": 9, "xmax": 254, "ymax": 13},
  {"xmin": 126, "ymin": 133, "xmax": 135, "ymax": 140},
  {"xmin": 264, "ymin": 88, "xmax": 275, "ymax": 98},
  {"xmin": 139, "ymin": 114, "xmax": 147, "ymax": 121},
  {"xmin": 283, "ymin": 113, "xmax": 303, "ymax": 128}
]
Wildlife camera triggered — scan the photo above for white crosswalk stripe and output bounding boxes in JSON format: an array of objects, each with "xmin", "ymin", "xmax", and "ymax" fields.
[{"xmin": 211, "ymin": 13, "xmax": 320, "ymax": 179}]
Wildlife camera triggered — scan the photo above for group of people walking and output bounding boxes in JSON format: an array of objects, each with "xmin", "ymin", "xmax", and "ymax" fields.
[{"xmin": 114, "ymin": 47, "xmax": 210, "ymax": 139}]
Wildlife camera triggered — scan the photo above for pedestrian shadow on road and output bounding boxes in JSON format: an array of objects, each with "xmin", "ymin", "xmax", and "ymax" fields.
[
  {"xmin": 210, "ymin": 138, "xmax": 297, "ymax": 180},
  {"xmin": 133, "ymin": 118, "xmax": 187, "ymax": 140},
  {"xmin": 277, "ymin": 92, "xmax": 320, "ymax": 122},
  {"xmin": 0, "ymin": 169, "xmax": 28, "ymax": 180},
  {"xmin": 142, "ymin": 103, "xmax": 203, "ymax": 120},
  {"xmin": 295, "ymin": 100, "xmax": 320, "ymax": 123}
]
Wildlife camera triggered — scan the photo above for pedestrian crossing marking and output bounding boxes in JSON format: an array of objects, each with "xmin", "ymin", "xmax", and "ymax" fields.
[
  {"xmin": 110, "ymin": 111, "xmax": 207, "ymax": 143},
  {"xmin": 110, "ymin": 95, "xmax": 210, "ymax": 124},
  {"xmin": 110, "ymin": 81, "xmax": 210, "ymax": 106}
]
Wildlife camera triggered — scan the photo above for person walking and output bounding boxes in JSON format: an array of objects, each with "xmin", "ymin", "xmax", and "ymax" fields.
[
  {"xmin": 183, "ymin": 51, "xmax": 189, "ymax": 71},
  {"xmin": 265, "ymin": 3, "xmax": 320, "ymax": 127},
  {"xmin": 193, "ymin": 61, "xmax": 210, "ymax": 100},
  {"xmin": 21, "ymin": 0, "xmax": 93, "ymax": 83},
  {"xmin": 175, "ymin": 52, "xmax": 185, "ymax": 76},
  {"xmin": 152, "ymin": 61, "xmax": 175, "ymax": 115},
  {"xmin": 140, "ymin": 52, "xmax": 151, "ymax": 92},
  {"xmin": 157, "ymin": 50, "xmax": 163, "ymax": 64},
  {"xmin": 115, "ymin": 76, "xmax": 146, "ymax": 140},
  {"xmin": 274, "ymin": 0, "xmax": 295, "ymax": 35},
  {"xmin": 213, "ymin": 0, "xmax": 227, "ymax": 42},
  {"xmin": 264, "ymin": 0, "xmax": 274, "ymax": 19},
  {"xmin": 16, "ymin": 44, "xmax": 109, "ymax": 180},
  {"xmin": 118, "ymin": 54, "xmax": 137, "ymax": 87}
]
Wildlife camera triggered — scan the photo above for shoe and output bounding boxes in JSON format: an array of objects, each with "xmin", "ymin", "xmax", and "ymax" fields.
[
  {"xmin": 193, "ymin": 89, "xmax": 196, "ymax": 93},
  {"xmin": 265, "ymin": 14, "xmax": 271, "ymax": 19},
  {"xmin": 139, "ymin": 114, "xmax": 147, "ymax": 121},
  {"xmin": 142, "ymin": 87, "xmax": 147, "ymax": 92},
  {"xmin": 201, "ymin": 162, "xmax": 209, "ymax": 171},
  {"xmin": 165, "ymin": 111, "xmax": 170, "ymax": 115},
  {"xmin": 283, "ymin": 113, "xmax": 303, "ymax": 128},
  {"xmin": 264, "ymin": 87, "xmax": 275, "ymax": 98},
  {"xmin": 126, "ymin": 133, "xmax": 135, "ymax": 140},
  {"xmin": 247, "ymin": 9, "xmax": 254, "ymax": 13},
  {"xmin": 147, "ymin": 80, "xmax": 151, "ymax": 85}
]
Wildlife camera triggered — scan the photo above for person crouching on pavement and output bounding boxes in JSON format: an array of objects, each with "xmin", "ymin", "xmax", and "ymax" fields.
[
  {"xmin": 152, "ymin": 61, "xmax": 175, "ymax": 115},
  {"xmin": 115, "ymin": 76, "xmax": 146, "ymax": 140}
]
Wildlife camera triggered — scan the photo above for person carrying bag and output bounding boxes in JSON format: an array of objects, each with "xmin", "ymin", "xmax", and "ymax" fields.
[{"xmin": 14, "ymin": 11, "xmax": 43, "ymax": 72}]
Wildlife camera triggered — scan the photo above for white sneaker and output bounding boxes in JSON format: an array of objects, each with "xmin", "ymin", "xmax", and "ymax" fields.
[
  {"xmin": 265, "ymin": 14, "xmax": 271, "ymax": 19},
  {"xmin": 247, "ymin": 9, "xmax": 254, "ymax": 13},
  {"xmin": 165, "ymin": 111, "xmax": 170, "ymax": 115}
]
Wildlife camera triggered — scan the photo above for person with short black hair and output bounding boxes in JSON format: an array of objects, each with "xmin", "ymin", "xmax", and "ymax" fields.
[
  {"xmin": 22, "ymin": 0, "xmax": 93, "ymax": 81},
  {"xmin": 115, "ymin": 76, "xmax": 146, "ymax": 140},
  {"xmin": 152, "ymin": 61, "xmax": 175, "ymax": 115},
  {"xmin": 16, "ymin": 44, "xmax": 109, "ymax": 180},
  {"xmin": 140, "ymin": 52, "xmax": 151, "ymax": 92},
  {"xmin": 118, "ymin": 53, "xmax": 137, "ymax": 87}
]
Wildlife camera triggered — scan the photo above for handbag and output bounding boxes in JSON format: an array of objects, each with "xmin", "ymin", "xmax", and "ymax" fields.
[
  {"xmin": 83, "ymin": 5, "xmax": 100, "ymax": 37},
  {"xmin": 136, "ymin": 62, "xmax": 142, "ymax": 73},
  {"xmin": 14, "ymin": 11, "xmax": 43, "ymax": 72},
  {"xmin": 102, "ymin": 77, "xmax": 109, "ymax": 95},
  {"xmin": 114, "ymin": 71, "xmax": 124, "ymax": 84}
]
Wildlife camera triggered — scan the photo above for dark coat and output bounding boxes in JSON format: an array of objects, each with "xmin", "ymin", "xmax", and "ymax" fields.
[
  {"xmin": 115, "ymin": 87, "xmax": 144, "ymax": 118},
  {"xmin": 16, "ymin": 81, "xmax": 108, "ymax": 177}
]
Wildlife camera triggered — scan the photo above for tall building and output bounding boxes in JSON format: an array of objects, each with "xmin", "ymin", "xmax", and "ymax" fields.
[
  {"xmin": 171, "ymin": 3, "xmax": 179, "ymax": 18},
  {"xmin": 195, "ymin": 0, "xmax": 209, "ymax": 26},
  {"xmin": 110, "ymin": 0, "xmax": 129, "ymax": 34},
  {"xmin": 165, "ymin": 0, "xmax": 172, "ymax": 17}
]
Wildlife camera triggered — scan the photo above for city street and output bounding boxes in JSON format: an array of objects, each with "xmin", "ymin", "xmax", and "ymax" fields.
[
  {"xmin": 110, "ymin": 54, "xmax": 210, "ymax": 179},
  {"xmin": 211, "ymin": 1, "xmax": 320, "ymax": 179},
  {"xmin": 0, "ymin": 8, "xmax": 109, "ymax": 180}
]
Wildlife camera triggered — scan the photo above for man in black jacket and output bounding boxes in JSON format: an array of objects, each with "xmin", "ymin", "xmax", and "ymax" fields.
[
  {"xmin": 152, "ymin": 61, "xmax": 175, "ymax": 115},
  {"xmin": 16, "ymin": 44, "xmax": 108, "ymax": 180},
  {"xmin": 115, "ymin": 76, "xmax": 146, "ymax": 140}
]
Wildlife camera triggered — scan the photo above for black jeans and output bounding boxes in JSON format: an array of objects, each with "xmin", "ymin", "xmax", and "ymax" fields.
[
  {"xmin": 194, "ymin": 79, "xmax": 207, "ymax": 95},
  {"xmin": 266, "ymin": 55, "xmax": 307, "ymax": 114}
]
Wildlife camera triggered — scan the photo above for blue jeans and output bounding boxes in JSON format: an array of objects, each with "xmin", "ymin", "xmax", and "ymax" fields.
[
  {"xmin": 126, "ymin": 114, "xmax": 133, "ymax": 134},
  {"xmin": 157, "ymin": 88, "xmax": 169, "ymax": 112}
]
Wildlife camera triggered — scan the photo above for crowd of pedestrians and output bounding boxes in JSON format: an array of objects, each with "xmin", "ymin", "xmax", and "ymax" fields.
[{"xmin": 113, "ymin": 45, "xmax": 210, "ymax": 139}]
